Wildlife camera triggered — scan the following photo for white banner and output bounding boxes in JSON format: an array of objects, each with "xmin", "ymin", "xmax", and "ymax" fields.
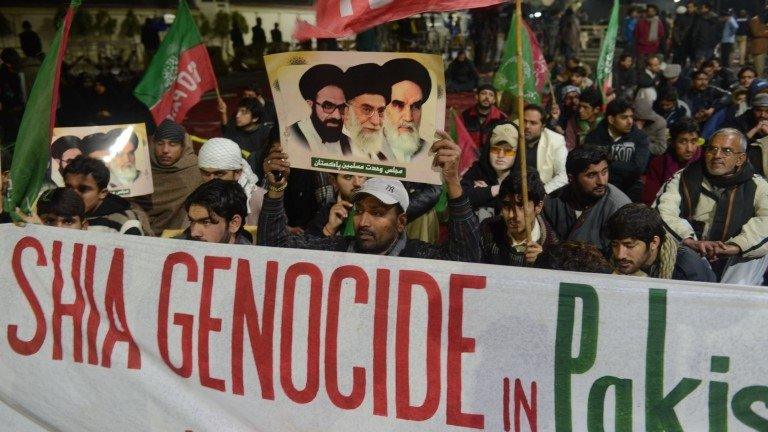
[{"xmin": 0, "ymin": 224, "xmax": 767, "ymax": 431}]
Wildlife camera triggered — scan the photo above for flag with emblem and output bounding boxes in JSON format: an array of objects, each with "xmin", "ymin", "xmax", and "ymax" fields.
[
  {"xmin": 134, "ymin": 0, "xmax": 217, "ymax": 125},
  {"xmin": 596, "ymin": 0, "xmax": 620, "ymax": 97}
]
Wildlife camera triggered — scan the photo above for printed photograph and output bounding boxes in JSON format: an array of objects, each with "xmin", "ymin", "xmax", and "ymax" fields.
[
  {"xmin": 50, "ymin": 123, "xmax": 154, "ymax": 197},
  {"xmin": 265, "ymin": 52, "xmax": 445, "ymax": 184}
]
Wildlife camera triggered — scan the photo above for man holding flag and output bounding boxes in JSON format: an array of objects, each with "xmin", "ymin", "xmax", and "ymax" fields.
[{"xmin": 134, "ymin": 0, "xmax": 217, "ymax": 126}]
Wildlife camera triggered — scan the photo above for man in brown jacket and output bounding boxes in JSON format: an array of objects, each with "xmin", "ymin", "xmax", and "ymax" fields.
[{"xmin": 748, "ymin": 6, "xmax": 768, "ymax": 77}]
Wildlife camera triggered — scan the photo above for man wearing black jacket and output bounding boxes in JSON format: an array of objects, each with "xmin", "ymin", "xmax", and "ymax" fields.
[{"xmin": 584, "ymin": 99, "xmax": 651, "ymax": 202}]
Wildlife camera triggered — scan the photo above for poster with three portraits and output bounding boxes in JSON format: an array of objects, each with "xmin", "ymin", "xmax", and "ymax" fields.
[
  {"xmin": 265, "ymin": 52, "xmax": 445, "ymax": 185},
  {"xmin": 49, "ymin": 123, "xmax": 154, "ymax": 197}
]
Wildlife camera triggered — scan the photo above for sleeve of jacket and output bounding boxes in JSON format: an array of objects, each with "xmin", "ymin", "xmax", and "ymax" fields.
[
  {"xmin": 460, "ymin": 167, "xmax": 495, "ymax": 209},
  {"xmin": 440, "ymin": 195, "xmax": 482, "ymax": 262},
  {"xmin": 544, "ymin": 131, "xmax": 568, "ymax": 193},
  {"xmin": 728, "ymin": 176, "xmax": 768, "ymax": 258},
  {"xmin": 653, "ymin": 172, "xmax": 696, "ymax": 241},
  {"xmin": 404, "ymin": 182, "xmax": 441, "ymax": 220}
]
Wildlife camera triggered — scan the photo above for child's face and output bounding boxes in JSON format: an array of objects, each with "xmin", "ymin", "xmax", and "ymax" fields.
[{"xmin": 40, "ymin": 213, "xmax": 86, "ymax": 230}]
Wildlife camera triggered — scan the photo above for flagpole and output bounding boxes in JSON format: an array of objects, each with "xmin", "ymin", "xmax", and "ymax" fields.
[{"xmin": 515, "ymin": 2, "xmax": 531, "ymax": 243}]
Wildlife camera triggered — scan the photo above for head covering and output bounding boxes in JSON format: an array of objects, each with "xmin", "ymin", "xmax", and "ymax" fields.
[
  {"xmin": 662, "ymin": 64, "xmax": 681, "ymax": 79},
  {"xmin": 632, "ymin": 98, "xmax": 656, "ymax": 121},
  {"xmin": 154, "ymin": 119, "xmax": 186, "ymax": 143},
  {"xmin": 344, "ymin": 63, "xmax": 390, "ymax": 103},
  {"xmin": 352, "ymin": 178, "xmax": 409, "ymax": 211},
  {"xmin": 752, "ymin": 93, "xmax": 768, "ymax": 108},
  {"xmin": 50, "ymin": 135, "xmax": 82, "ymax": 160},
  {"xmin": 382, "ymin": 58, "xmax": 432, "ymax": 101},
  {"xmin": 298, "ymin": 64, "xmax": 345, "ymax": 101},
  {"xmin": 490, "ymin": 123, "xmax": 519, "ymax": 148},
  {"xmin": 477, "ymin": 83, "xmax": 496, "ymax": 93},
  {"xmin": 561, "ymin": 85, "xmax": 581, "ymax": 98},
  {"xmin": 198, "ymin": 137, "xmax": 260, "ymax": 213},
  {"xmin": 749, "ymin": 79, "xmax": 768, "ymax": 102},
  {"xmin": 80, "ymin": 132, "xmax": 110, "ymax": 156}
]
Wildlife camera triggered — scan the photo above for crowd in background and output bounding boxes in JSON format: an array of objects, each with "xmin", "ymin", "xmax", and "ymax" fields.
[{"xmin": 3, "ymin": 1, "xmax": 768, "ymax": 287}]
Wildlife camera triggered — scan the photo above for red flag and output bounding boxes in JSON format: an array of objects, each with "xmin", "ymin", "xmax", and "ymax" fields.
[
  {"xmin": 294, "ymin": 0, "xmax": 506, "ymax": 40},
  {"xmin": 523, "ymin": 21, "xmax": 548, "ymax": 91},
  {"xmin": 451, "ymin": 110, "xmax": 476, "ymax": 175}
]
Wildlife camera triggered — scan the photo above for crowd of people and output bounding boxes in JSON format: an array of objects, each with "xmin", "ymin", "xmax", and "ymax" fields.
[{"xmin": 4, "ymin": 2, "xmax": 768, "ymax": 288}]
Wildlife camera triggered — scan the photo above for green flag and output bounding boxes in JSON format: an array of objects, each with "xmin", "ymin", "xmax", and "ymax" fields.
[
  {"xmin": 3, "ymin": 0, "xmax": 80, "ymax": 219},
  {"xmin": 493, "ymin": 13, "xmax": 540, "ymax": 104},
  {"xmin": 596, "ymin": 0, "xmax": 620, "ymax": 96}
]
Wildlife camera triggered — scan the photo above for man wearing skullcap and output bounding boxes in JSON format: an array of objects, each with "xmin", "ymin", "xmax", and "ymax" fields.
[
  {"xmin": 198, "ymin": 137, "xmax": 265, "ymax": 226},
  {"xmin": 381, "ymin": 58, "xmax": 432, "ymax": 163},
  {"xmin": 342, "ymin": 63, "xmax": 390, "ymax": 161},
  {"xmin": 288, "ymin": 64, "xmax": 350, "ymax": 155},
  {"xmin": 132, "ymin": 119, "xmax": 202, "ymax": 236}
]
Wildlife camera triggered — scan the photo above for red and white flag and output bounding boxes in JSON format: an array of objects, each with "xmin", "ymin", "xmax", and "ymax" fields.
[{"xmin": 294, "ymin": 0, "xmax": 506, "ymax": 40}]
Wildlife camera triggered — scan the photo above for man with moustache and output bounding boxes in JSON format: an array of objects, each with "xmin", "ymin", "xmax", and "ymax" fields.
[
  {"xmin": 289, "ymin": 64, "xmax": 350, "ymax": 155},
  {"xmin": 606, "ymin": 203, "xmax": 715, "ymax": 281},
  {"xmin": 543, "ymin": 148, "xmax": 631, "ymax": 256},
  {"xmin": 655, "ymin": 128, "xmax": 768, "ymax": 285},
  {"xmin": 462, "ymin": 84, "xmax": 506, "ymax": 153},
  {"xmin": 381, "ymin": 58, "xmax": 432, "ymax": 163},
  {"xmin": 342, "ymin": 63, "xmax": 390, "ymax": 161}
]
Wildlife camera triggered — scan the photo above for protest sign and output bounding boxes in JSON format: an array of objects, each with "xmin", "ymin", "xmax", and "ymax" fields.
[
  {"xmin": 265, "ymin": 52, "xmax": 445, "ymax": 185},
  {"xmin": 1, "ymin": 223, "xmax": 767, "ymax": 431},
  {"xmin": 49, "ymin": 123, "xmax": 153, "ymax": 197}
]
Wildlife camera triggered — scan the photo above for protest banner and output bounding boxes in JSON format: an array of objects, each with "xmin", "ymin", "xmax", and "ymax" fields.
[
  {"xmin": 265, "ymin": 51, "xmax": 445, "ymax": 185},
  {"xmin": 49, "ymin": 123, "xmax": 153, "ymax": 198},
  {"xmin": 1, "ymin": 223, "xmax": 767, "ymax": 431}
]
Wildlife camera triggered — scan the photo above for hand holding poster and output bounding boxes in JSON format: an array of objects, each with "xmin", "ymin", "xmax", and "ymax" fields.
[
  {"xmin": 49, "ymin": 123, "xmax": 153, "ymax": 197},
  {"xmin": 266, "ymin": 52, "xmax": 445, "ymax": 185}
]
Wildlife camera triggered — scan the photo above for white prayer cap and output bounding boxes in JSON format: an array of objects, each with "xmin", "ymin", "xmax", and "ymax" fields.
[{"xmin": 198, "ymin": 138, "xmax": 243, "ymax": 171}]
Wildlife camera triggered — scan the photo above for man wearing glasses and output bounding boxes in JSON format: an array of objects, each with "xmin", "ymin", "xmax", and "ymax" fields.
[
  {"xmin": 290, "ymin": 64, "xmax": 351, "ymax": 155},
  {"xmin": 655, "ymin": 128, "xmax": 768, "ymax": 285},
  {"xmin": 381, "ymin": 58, "xmax": 432, "ymax": 163},
  {"xmin": 341, "ymin": 63, "xmax": 391, "ymax": 161}
]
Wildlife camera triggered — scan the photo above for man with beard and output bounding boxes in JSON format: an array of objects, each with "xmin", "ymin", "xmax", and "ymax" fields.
[
  {"xmin": 381, "ymin": 58, "xmax": 432, "ymax": 163},
  {"xmin": 461, "ymin": 84, "xmax": 506, "ymax": 153},
  {"xmin": 50, "ymin": 135, "xmax": 82, "ymax": 174},
  {"xmin": 655, "ymin": 128, "xmax": 768, "ymax": 285},
  {"xmin": 289, "ymin": 64, "xmax": 349, "ymax": 155},
  {"xmin": 606, "ymin": 203, "xmax": 715, "ymax": 281},
  {"xmin": 521, "ymin": 104, "xmax": 567, "ymax": 193},
  {"xmin": 132, "ymin": 119, "xmax": 202, "ymax": 236},
  {"xmin": 258, "ymin": 132, "xmax": 480, "ymax": 261},
  {"xmin": 342, "ymin": 63, "xmax": 390, "ymax": 161},
  {"xmin": 724, "ymin": 93, "xmax": 768, "ymax": 142},
  {"xmin": 543, "ymin": 148, "xmax": 631, "ymax": 256},
  {"xmin": 552, "ymin": 85, "xmax": 581, "ymax": 150},
  {"xmin": 103, "ymin": 127, "xmax": 152, "ymax": 194},
  {"xmin": 177, "ymin": 179, "xmax": 251, "ymax": 244},
  {"xmin": 682, "ymin": 70, "xmax": 728, "ymax": 125}
]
